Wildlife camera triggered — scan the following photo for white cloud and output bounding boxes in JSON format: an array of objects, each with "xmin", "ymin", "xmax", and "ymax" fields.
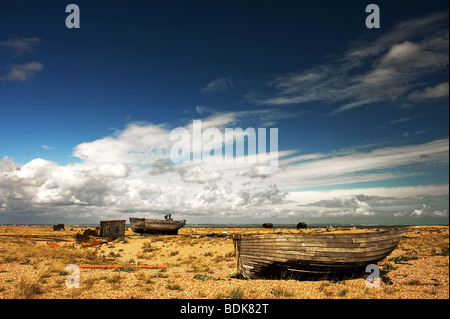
[
  {"xmin": 379, "ymin": 41, "xmax": 421, "ymax": 66},
  {"xmin": 181, "ymin": 166, "xmax": 222, "ymax": 184},
  {"xmin": 0, "ymin": 114, "xmax": 288, "ymax": 221},
  {"xmin": 388, "ymin": 117, "xmax": 410, "ymax": 125},
  {"xmin": 287, "ymin": 186, "xmax": 448, "ymax": 219},
  {"xmin": 252, "ymin": 11, "xmax": 449, "ymax": 114},
  {"xmin": 271, "ymin": 138, "xmax": 449, "ymax": 190},
  {"xmin": 303, "ymin": 195, "xmax": 375, "ymax": 217},
  {"xmin": 149, "ymin": 159, "xmax": 174, "ymax": 175},
  {"xmin": 73, "ymin": 122, "xmax": 171, "ymax": 165},
  {"xmin": 201, "ymin": 77, "xmax": 235, "ymax": 94},
  {"xmin": 408, "ymin": 82, "xmax": 449, "ymax": 102},
  {"xmin": 0, "ymin": 113, "xmax": 448, "ymax": 223},
  {"xmin": 410, "ymin": 204, "xmax": 449, "ymax": 218},
  {"xmin": 0, "ymin": 62, "xmax": 43, "ymax": 82},
  {"xmin": 0, "ymin": 37, "xmax": 40, "ymax": 56}
]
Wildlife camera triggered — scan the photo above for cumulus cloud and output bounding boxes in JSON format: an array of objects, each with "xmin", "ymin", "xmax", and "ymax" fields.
[
  {"xmin": 292, "ymin": 190, "xmax": 449, "ymax": 220},
  {"xmin": 181, "ymin": 166, "xmax": 223, "ymax": 184},
  {"xmin": 237, "ymin": 184, "xmax": 286, "ymax": 206},
  {"xmin": 73, "ymin": 123, "xmax": 171, "ymax": 165},
  {"xmin": 149, "ymin": 159, "xmax": 174, "ymax": 175},
  {"xmin": 410, "ymin": 204, "xmax": 449, "ymax": 218},
  {"xmin": 0, "ymin": 114, "xmax": 290, "ymax": 222},
  {"xmin": 300, "ymin": 195, "xmax": 375, "ymax": 217},
  {"xmin": 0, "ymin": 113, "xmax": 448, "ymax": 223}
]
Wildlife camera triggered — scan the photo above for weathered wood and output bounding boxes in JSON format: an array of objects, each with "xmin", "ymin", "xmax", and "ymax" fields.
[
  {"xmin": 79, "ymin": 264, "xmax": 166, "ymax": 269},
  {"xmin": 99, "ymin": 220, "xmax": 126, "ymax": 239},
  {"xmin": 130, "ymin": 217, "xmax": 186, "ymax": 235},
  {"xmin": 53, "ymin": 224, "xmax": 65, "ymax": 231},
  {"xmin": 233, "ymin": 228, "xmax": 408, "ymax": 279},
  {"xmin": 296, "ymin": 222, "xmax": 307, "ymax": 229}
]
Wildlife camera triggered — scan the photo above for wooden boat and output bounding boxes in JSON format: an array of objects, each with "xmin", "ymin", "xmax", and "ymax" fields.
[
  {"xmin": 129, "ymin": 216, "xmax": 186, "ymax": 235},
  {"xmin": 233, "ymin": 228, "xmax": 408, "ymax": 279}
]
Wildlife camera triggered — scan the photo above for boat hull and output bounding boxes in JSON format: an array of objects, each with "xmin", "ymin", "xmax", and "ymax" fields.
[
  {"xmin": 129, "ymin": 217, "xmax": 186, "ymax": 235},
  {"xmin": 233, "ymin": 228, "xmax": 408, "ymax": 279}
]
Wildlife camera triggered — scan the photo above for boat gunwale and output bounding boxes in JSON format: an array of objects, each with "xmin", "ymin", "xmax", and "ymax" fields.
[{"xmin": 234, "ymin": 228, "xmax": 408, "ymax": 240}]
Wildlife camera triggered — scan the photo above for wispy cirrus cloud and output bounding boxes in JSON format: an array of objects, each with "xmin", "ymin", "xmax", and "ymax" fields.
[
  {"xmin": 252, "ymin": 11, "xmax": 449, "ymax": 115},
  {"xmin": 0, "ymin": 37, "xmax": 41, "ymax": 56},
  {"xmin": 201, "ymin": 77, "xmax": 235, "ymax": 94},
  {"xmin": 274, "ymin": 138, "xmax": 449, "ymax": 190},
  {"xmin": 0, "ymin": 37, "xmax": 43, "ymax": 82},
  {"xmin": 0, "ymin": 62, "xmax": 43, "ymax": 82},
  {"xmin": 408, "ymin": 82, "xmax": 449, "ymax": 102}
]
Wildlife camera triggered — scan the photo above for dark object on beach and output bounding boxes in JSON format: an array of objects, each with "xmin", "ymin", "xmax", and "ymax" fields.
[
  {"xmin": 296, "ymin": 222, "xmax": 307, "ymax": 229},
  {"xmin": 53, "ymin": 224, "xmax": 65, "ymax": 231},
  {"xmin": 129, "ymin": 216, "xmax": 186, "ymax": 235},
  {"xmin": 263, "ymin": 223, "xmax": 273, "ymax": 228},
  {"xmin": 75, "ymin": 228, "xmax": 98, "ymax": 242},
  {"xmin": 233, "ymin": 228, "xmax": 408, "ymax": 279},
  {"xmin": 99, "ymin": 220, "xmax": 126, "ymax": 239}
]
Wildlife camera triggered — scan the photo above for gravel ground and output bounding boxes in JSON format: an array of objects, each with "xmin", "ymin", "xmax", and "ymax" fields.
[{"xmin": 0, "ymin": 225, "xmax": 448, "ymax": 299}]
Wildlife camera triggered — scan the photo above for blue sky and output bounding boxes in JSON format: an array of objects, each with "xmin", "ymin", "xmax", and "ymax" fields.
[{"xmin": 0, "ymin": 0, "xmax": 448, "ymax": 225}]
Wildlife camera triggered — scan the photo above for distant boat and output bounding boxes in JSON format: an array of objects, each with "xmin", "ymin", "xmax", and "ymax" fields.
[
  {"xmin": 129, "ymin": 215, "xmax": 186, "ymax": 235},
  {"xmin": 233, "ymin": 228, "xmax": 408, "ymax": 279}
]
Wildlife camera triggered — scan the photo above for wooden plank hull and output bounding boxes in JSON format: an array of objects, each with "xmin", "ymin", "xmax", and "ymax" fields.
[
  {"xmin": 233, "ymin": 228, "xmax": 408, "ymax": 279},
  {"xmin": 129, "ymin": 217, "xmax": 186, "ymax": 235}
]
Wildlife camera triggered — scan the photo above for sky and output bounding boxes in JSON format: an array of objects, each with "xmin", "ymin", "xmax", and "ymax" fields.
[{"xmin": 0, "ymin": 0, "xmax": 448, "ymax": 225}]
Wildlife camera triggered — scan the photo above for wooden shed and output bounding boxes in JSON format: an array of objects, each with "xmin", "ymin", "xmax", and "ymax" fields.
[
  {"xmin": 99, "ymin": 220, "xmax": 126, "ymax": 238},
  {"xmin": 296, "ymin": 221, "xmax": 307, "ymax": 229},
  {"xmin": 53, "ymin": 224, "xmax": 65, "ymax": 231}
]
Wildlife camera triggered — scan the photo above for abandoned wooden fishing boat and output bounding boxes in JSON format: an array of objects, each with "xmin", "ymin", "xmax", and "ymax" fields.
[
  {"xmin": 129, "ymin": 216, "xmax": 186, "ymax": 235},
  {"xmin": 233, "ymin": 228, "xmax": 408, "ymax": 279}
]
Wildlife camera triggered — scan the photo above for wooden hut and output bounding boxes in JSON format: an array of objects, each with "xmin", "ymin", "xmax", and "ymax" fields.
[
  {"xmin": 53, "ymin": 224, "xmax": 65, "ymax": 231},
  {"xmin": 296, "ymin": 222, "xmax": 307, "ymax": 229},
  {"xmin": 99, "ymin": 220, "xmax": 126, "ymax": 239}
]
